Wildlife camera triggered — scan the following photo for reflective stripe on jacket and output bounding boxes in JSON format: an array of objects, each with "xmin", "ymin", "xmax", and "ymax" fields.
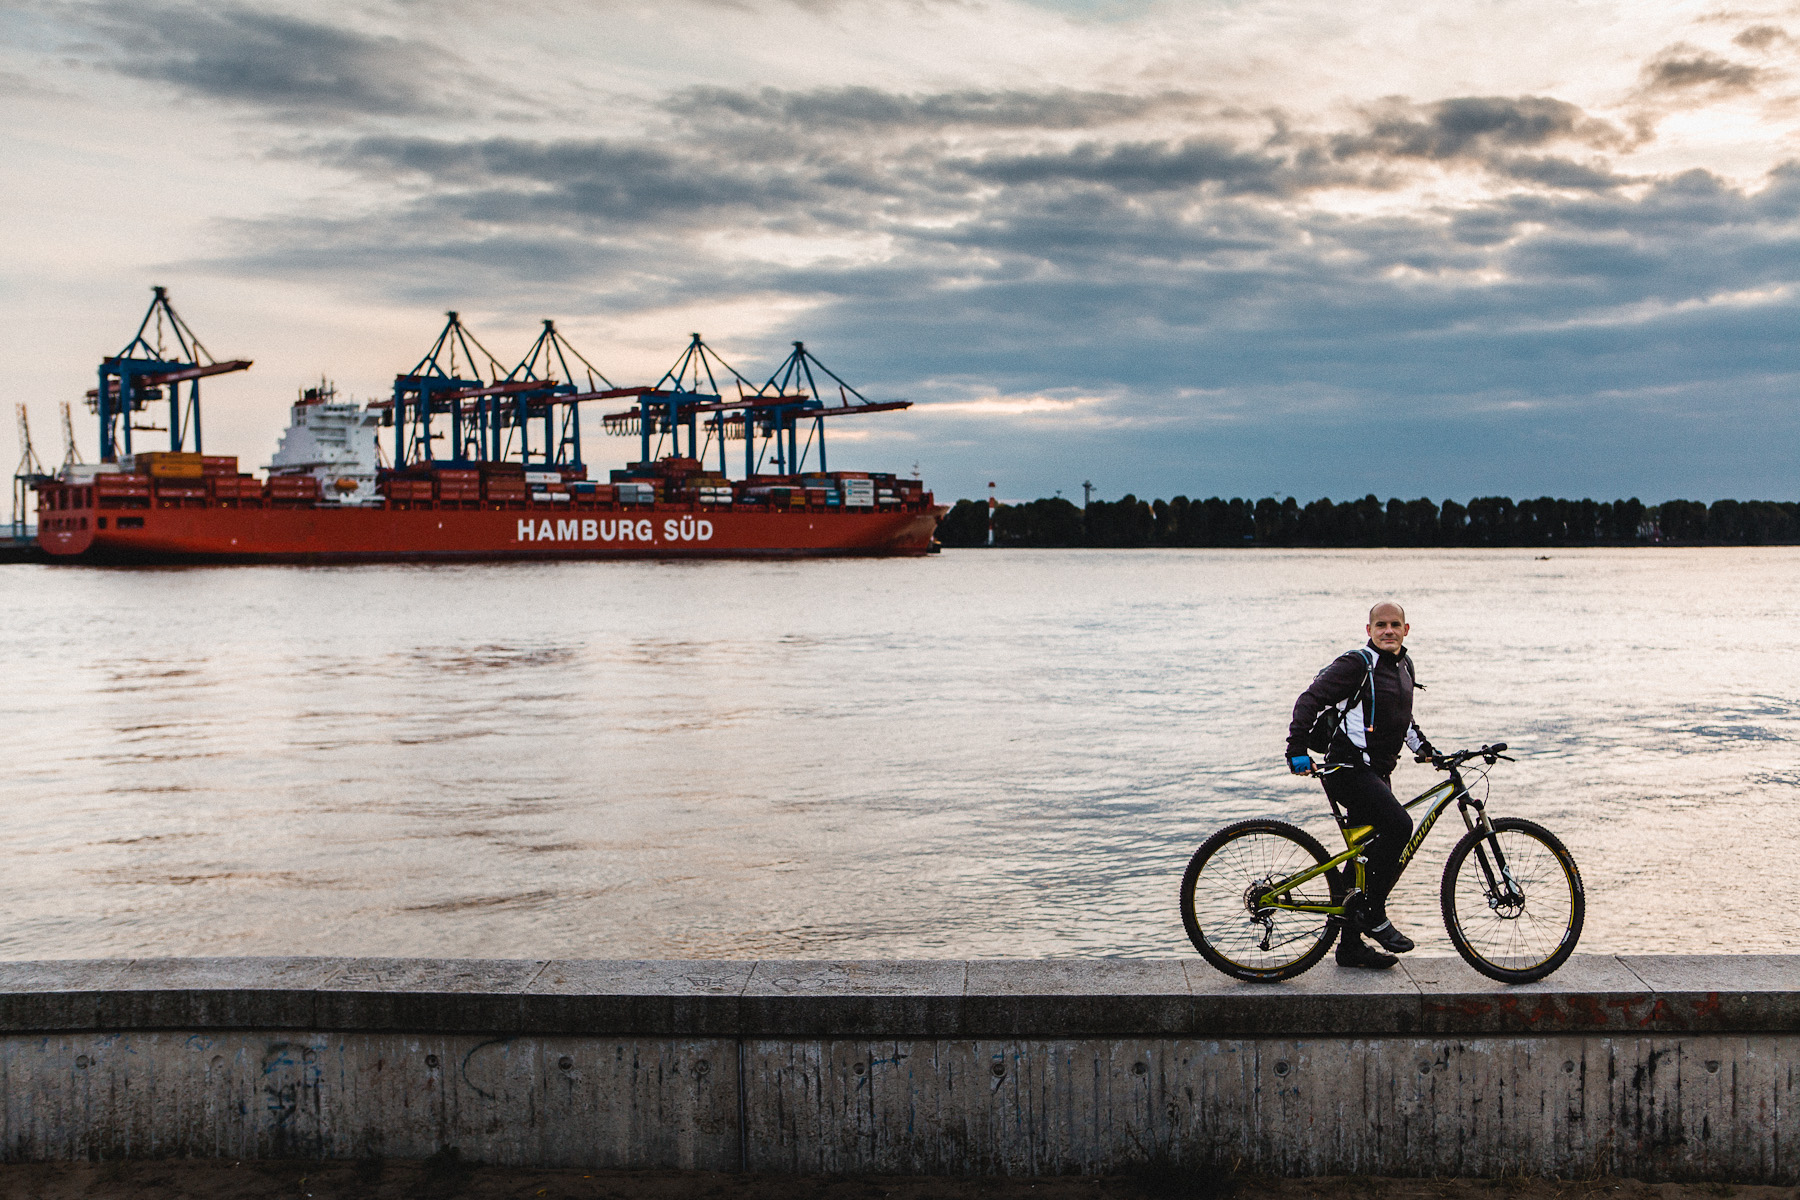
[{"xmin": 1286, "ymin": 641, "xmax": 1429, "ymax": 775}]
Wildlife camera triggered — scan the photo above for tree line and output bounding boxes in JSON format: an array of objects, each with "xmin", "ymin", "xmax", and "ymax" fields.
[{"xmin": 936, "ymin": 494, "xmax": 1800, "ymax": 548}]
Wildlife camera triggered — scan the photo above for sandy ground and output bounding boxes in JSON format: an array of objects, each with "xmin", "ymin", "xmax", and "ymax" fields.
[{"xmin": 0, "ymin": 1159, "xmax": 1791, "ymax": 1200}]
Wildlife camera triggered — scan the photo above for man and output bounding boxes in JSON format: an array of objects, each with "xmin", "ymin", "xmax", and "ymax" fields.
[{"xmin": 1285, "ymin": 602, "xmax": 1437, "ymax": 970}]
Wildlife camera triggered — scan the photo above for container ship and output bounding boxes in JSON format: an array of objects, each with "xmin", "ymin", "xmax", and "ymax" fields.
[{"xmin": 26, "ymin": 290, "xmax": 943, "ymax": 563}]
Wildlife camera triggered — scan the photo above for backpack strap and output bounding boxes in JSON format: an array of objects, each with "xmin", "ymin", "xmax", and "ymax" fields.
[{"xmin": 1353, "ymin": 647, "xmax": 1377, "ymax": 738}]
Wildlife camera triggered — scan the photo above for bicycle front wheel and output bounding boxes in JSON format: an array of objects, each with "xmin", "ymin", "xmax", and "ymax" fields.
[
  {"xmin": 1180, "ymin": 819, "xmax": 1341, "ymax": 982},
  {"xmin": 1440, "ymin": 817, "xmax": 1584, "ymax": 983}
]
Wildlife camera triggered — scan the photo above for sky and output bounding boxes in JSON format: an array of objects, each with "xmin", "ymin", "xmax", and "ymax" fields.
[{"xmin": 4, "ymin": 0, "xmax": 1799, "ymax": 504}]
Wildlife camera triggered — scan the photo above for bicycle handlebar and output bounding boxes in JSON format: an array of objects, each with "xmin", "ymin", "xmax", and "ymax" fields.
[
  {"xmin": 1308, "ymin": 742, "xmax": 1513, "ymax": 778},
  {"xmin": 1417, "ymin": 742, "xmax": 1514, "ymax": 770}
]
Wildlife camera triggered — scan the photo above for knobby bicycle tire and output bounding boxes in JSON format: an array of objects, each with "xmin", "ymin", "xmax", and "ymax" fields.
[
  {"xmin": 1440, "ymin": 817, "xmax": 1584, "ymax": 984},
  {"xmin": 1180, "ymin": 818, "xmax": 1342, "ymax": 982}
]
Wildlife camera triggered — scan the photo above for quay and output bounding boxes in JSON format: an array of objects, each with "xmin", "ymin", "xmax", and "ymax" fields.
[{"xmin": 0, "ymin": 955, "xmax": 1793, "ymax": 1181}]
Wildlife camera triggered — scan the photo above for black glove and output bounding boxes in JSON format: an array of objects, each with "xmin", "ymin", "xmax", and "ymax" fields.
[{"xmin": 1413, "ymin": 741, "xmax": 1438, "ymax": 764}]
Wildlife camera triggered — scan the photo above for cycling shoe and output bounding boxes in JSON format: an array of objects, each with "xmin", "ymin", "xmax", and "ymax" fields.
[
  {"xmin": 1359, "ymin": 919, "xmax": 1415, "ymax": 954},
  {"xmin": 1345, "ymin": 903, "xmax": 1415, "ymax": 953},
  {"xmin": 1335, "ymin": 938, "xmax": 1397, "ymax": 969}
]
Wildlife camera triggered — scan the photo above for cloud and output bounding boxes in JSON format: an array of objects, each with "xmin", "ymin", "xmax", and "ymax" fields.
[
  {"xmin": 955, "ymin": 136, "xmax": 1298, "ymax": 194},
  {"xmin": 666, "ymin": 85, "xmax": 1201, "ymax": 131},
  {"xmin": 1355, "ymin": 95, "xmax": 1626, "ymax": 157},
  {"xmin": 90, "ymin": 3, "xmax": 457, "ymax": 117},
  {"xmin": 312, "ymin": 131, "xmax": 917, "ymax": 237},
  {"xmin": 1732, "ymin": 24, "xmax": 1790, "ymax": 50},
  {"xmin": 1639, "ymin": 44, "xmax": 1767, "ymax": 96}
]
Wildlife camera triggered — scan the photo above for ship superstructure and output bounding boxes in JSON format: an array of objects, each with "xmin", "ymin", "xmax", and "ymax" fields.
[
  {"xmin": 27, "ymin": 289, "xmax": 943, "ymax": 563},
  {"xmin": 265, "ymin": 382, "xmax": 382, "ymax": 505}
]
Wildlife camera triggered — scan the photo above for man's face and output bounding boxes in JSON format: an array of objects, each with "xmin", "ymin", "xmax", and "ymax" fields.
[{"xmin": 1367, "ymin": 604, "xmax": 1409, "ymax": 653}]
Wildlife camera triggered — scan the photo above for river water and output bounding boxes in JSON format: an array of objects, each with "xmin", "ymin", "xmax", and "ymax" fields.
[{"xmin": 1, "ymin": 548, "xmax": 1794, "ymax": 962}]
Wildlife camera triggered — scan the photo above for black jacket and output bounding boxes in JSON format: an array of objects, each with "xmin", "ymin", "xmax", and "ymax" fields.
[{"xmin": 1286, "ymin": 642, "xmax": 1430, "ymax": 775}]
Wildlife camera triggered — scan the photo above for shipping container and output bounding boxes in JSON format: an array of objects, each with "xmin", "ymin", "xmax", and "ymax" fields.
[{"xmin": 129, "ymin": 451, "xmax": 206, "ymax": 480}]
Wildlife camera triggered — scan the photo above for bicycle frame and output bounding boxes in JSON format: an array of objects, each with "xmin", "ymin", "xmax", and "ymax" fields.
[{"xmin": 1253, "ymin": 765, "xmax": 1498, "ymax": 917}]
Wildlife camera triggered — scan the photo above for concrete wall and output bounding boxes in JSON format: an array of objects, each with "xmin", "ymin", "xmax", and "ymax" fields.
[{"xmin": 0, "ymin": 955, "xmax": 1793, "ymax": 1180}]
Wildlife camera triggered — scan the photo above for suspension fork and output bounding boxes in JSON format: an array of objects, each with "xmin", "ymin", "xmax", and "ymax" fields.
[{"xmin": 1455, "ymin": 769, "xmax": 1520, "ymax": 903}]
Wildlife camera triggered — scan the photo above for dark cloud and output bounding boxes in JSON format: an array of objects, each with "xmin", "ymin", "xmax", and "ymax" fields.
[
  {"xmin": 1640, "ymin": 45, "xmax": 1766, "ymax": 95},
  {"xmin": 93, "ymin": 3, "xmax": 454, "ymax": 117},
  {"xmin": 315, "ymin": 132, "xmax": 914, "ymax": 230},
  {"xmin": 955, "ymin": 137, "xmax": 1294, "ymax": 194},
  {"xmin": 1732, "ymin": 24, "xmax": 1790, "ymax": 50},
  {"xmin": 1333, "ymin": 96, "xmax": 1630, "ymax": 162},
  {"xmin": 667, "ymin": 85, "xmax": 1203, "ymax": 131},
  {"xmin": 1497, "ymin": 155, "xmax": 1630, "ymax": 191}
]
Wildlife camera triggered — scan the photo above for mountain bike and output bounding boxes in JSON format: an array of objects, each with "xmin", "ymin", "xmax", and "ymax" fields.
[{"xmin": 1178, "ymin": 743, "xmax": 1583, "ymax": 983}]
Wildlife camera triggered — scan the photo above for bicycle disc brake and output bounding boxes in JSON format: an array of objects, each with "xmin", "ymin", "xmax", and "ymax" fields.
[{"xmin": 1487, "ymin": 864, "xmax": 1526, "ymax": 918}]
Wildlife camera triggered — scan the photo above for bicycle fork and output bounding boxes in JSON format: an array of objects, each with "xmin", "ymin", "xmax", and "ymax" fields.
[{"xmin": 1459, "ymin": 793, "xmax": 1524, "ymax": 913}]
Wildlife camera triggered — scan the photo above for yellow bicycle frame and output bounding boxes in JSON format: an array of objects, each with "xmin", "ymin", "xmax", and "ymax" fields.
[{"xmin": 1254, "ymin": 769, "xmax": 1493, "ymax": 916}]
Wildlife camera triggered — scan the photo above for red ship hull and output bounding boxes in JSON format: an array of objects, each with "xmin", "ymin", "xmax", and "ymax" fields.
[{"xmin": 37, "ymin": 500, "xmax": 943, "ymax": 563}]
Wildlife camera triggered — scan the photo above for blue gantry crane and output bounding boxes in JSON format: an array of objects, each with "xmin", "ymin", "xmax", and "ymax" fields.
[
  {"xmin": 599, "ymin": 335, "xmax": 910, "ymax": 477},
  {"xmin": 599, "ymin": 333, "xmax": 754, "ymax": 471},
  {"xmin": 387, "ymin": 311, "xmax": 501, "ymax": 467},
  {"xmin": 493, "ymin": 320, "xmax": 616, "ymax": 467},
  {"xmin": 739, "ymin": 340, "xmax": 910, "ymax": 476},
  {"xmin": 89, "ymin": 287, "xmax": 251, "ymax": 461},
  {"xmin": 388, "ymin": 312, "xmax": 640, "ymax": 470}
]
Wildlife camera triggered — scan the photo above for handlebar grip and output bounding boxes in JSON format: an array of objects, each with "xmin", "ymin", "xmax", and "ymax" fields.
[{"xmin": 1489, "ymin": 742, "xmax": 1507, "ymax": 754}]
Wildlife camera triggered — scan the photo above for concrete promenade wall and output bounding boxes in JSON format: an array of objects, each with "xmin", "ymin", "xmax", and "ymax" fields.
[{"xmin": 0, "ymin": 955, "xmax": 1793, "ymax": 1180}]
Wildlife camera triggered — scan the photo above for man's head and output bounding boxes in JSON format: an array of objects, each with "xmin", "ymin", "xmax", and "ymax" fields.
[{"xmin": 1367, "ymin": 601, "xmax": 1409, "ymax": 653}]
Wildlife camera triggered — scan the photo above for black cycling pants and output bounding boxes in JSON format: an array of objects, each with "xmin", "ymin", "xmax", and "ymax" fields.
[{"xmin": 1321, "ymin": 766, "xmax": 1412, "ymax": 924}]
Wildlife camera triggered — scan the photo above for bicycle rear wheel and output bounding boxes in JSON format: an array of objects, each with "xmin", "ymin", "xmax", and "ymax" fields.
[
  {"xmin": 1440, "ymin": 817, "xmax": 1584, "ymax": 983},
  {"xmin": 1180, "ymin": 819, "xmax": 1341, "ymax": 982}
]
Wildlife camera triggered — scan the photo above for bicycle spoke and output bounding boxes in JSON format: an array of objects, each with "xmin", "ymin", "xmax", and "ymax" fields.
[
  {"xmin": 1448, "ymin": 828, "xmax": 1576, "ymax": 972},
  {"xmin": 1189, "ymin": 828, "xmax": 1335, "ymax": 973}
]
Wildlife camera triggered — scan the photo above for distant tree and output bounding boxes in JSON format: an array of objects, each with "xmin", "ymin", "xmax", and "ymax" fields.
[
  {"xmin": 1214, "ymin": 498, "xmax": 1255, "ymax": 546},
  {"xmin": 1438, "ymin": 499, "xmax": 1469, "ymax": 545},
  {"xmin": 1158, "ymin": 496, "xmax": 1191, "ymax": 545},
  {"xmin": 1516, "ymin": 497, "xmax": 1561, "ymax": 546},
  {"xmin": 1343, "ymin": 495, "xmax": 1385, "ymax": 547},
  {"xmin": 1657, "ymin": 500, "xmax": 1707, "ymax": 543},
  {"xmin": 994, "ymin": 497, "xmax": 1084, "ymax": 546},
  {"xmin": 1384, "ymin": 498, "xmax": 1439, "ymax": 547},
  {"xmin": 1253, "ymin": 496, "xmax": 1300, "ymax": 546},
  {"xmin": 1466, "ymin": 497, "xmax": 1517, "ymax": 546},
  {"xmin": 937, "ymin": 499, "xmax": 989, "ymax": 547},
  {"xmin": 1084, "ymin": 495, "xmax": 1156, "ymax": 547},
  {"xmin": 1297, "ymin": 498, "xmax": 1337, "ymax": 545},
  {"xmin": 1601, "ymin": 498, "xmax": 1645, "ymax": 543},
  {"xmin": 1738, "ymin": 500, "xmax": 1799, "ymax": 543},
  {"xmin": 1707, "ymin": 499, "xmax": 1743, "ymax": 544}
]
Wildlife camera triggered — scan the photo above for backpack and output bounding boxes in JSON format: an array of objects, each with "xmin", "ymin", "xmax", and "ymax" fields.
[{"xmin": 1302, "ymin": 647, "xmax": 1377, "ymax": 755}]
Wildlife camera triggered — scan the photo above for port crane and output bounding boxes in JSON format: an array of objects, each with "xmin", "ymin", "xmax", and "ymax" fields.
[
  {"xmin": 385, "ymin": 311, "xmax": 503, "ymax": 468},
  {"xmin": 88, "ymin": 286, "xmax": 251, "ymax": 461},
  {"xmin": 60, "ymin": 401, "xmax": 83, "ymax": 467},
  {"xmin": 600, "ymin": 336, "xmax": 910, "ymax": 477},
  {"xmin": 384, "ymin": 313, "xmax": 645, "ymax": 469},
  {"xmin": 12, "ymin": 404, "xmax": 48, "ymax": 538}
]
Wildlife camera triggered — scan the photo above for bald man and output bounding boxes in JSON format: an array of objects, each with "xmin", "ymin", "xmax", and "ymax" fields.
[{"xmin": 1286, "ymin": 602, "xmax": 1438, "ymax": 969}]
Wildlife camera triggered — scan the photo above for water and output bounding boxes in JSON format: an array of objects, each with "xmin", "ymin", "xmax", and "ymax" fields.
[{"xmin": 1, "ymin": 548, "xmax": 1795, "ymax": 962}]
